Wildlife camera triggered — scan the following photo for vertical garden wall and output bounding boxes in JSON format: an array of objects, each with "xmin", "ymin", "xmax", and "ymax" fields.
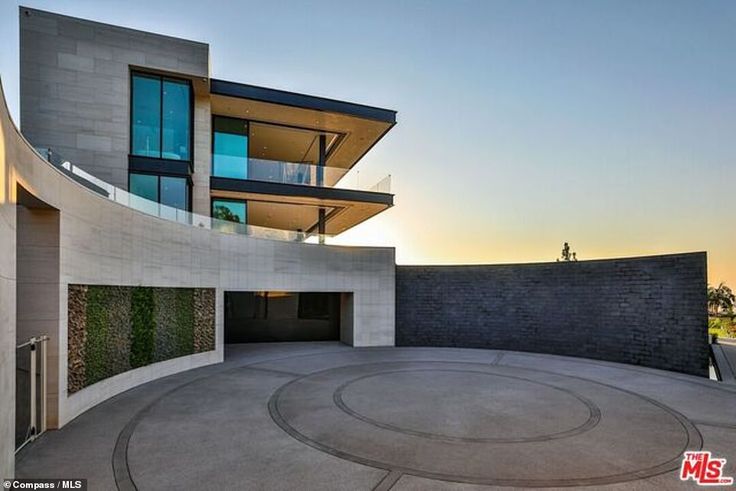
[{"xmin": 68, "ymin": 285, "xmax": 215, "ymax": 393}]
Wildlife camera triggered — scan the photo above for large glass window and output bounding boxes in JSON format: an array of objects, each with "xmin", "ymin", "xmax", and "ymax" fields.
[
  {"xmin": 162, "ymin": 80, "xmax": 191, "ymax": 161},
  {"xmin": 131, "ymin": 73, "xmax": 191, "ymax": 161},
  {"xmin": 160, "ymin": 176, "xmax": 188, "ymax": 210},
  {"xmin": 211, "ymin": 118, "xmax": 344, "ymax": 184},
  {"xmin": 212, "ymin": 199, "xmax": 247, "ymax": 224},
  {"xmin": 129, "ymin": 173, "xmax": 189, "ymax": 211},
  {"xmin": 212, "ymin": 117, "xmax": 248, "ymax": 179},
  {"xmin": 129, "ymin": 173, "xmax": 158, "ymax": 202},
  {"xmin": 131, "ymin": 75, "xmax": 161, "ymax": 158}
]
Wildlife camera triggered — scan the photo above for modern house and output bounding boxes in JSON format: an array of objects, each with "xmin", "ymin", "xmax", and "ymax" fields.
[
  {"xmin": 0, "ymin": 6, "xmax": 398, "ymax": 464},
  {"xmin": 0, "ymin": 6, "xmax": 710, "ymax": 482},
  {"xmin": 19, "ymin": 7, "xmax": 395, "ymax": 239},
  {"xmin": 17, "ymin": 7, "xmax": 398, "ymax": 353}
]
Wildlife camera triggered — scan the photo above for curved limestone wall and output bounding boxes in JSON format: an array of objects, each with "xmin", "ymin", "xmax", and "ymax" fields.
[
  {"xmin": 0, "ymin": 87, "xmax": 16, "ymax": 478},
  {"xmin": 396, "ymin": 253, "xmax": 709, "ymax": 377},
  {"xmin": 0, "ymin": 81, "xmax": 395, "ymax": 476}
]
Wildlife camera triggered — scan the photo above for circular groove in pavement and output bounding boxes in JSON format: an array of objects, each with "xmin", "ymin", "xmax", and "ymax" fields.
[
  {"xmin": 269, "ymin": 360, "xmax": 703, "ymax": 487},
  {"xmin": 108, "ymin": 349, "xmax": 710, "ymax": 489},
  {"xmin": 332, "ymin": 368, "xmax": 602, "ymax": 443}
]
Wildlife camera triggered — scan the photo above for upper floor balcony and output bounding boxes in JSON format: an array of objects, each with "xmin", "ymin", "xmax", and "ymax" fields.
[
  {"xmin": 213, "ymin": 157, "xmax": 391, "ymax": 193},
  {"xmin": 209, "ymin": 114, "xmax": 390, "ymax": 189},
  {"xmin": 209, "ymin": 156, "xmax": 393, "ymax": 237},
  {"xmin": 207, "ymin": 88, "xmax": 396, "ymax": 235}
]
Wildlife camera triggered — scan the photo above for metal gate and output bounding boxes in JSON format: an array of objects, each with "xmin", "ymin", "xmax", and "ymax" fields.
[{"xmin": 15, "ymin": 335, "xmax": 49, "ymax": 452}]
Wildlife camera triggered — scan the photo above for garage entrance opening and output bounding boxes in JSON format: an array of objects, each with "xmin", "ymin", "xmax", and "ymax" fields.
[{"xmin": 225, "ymin": 292, "xmax": 346, "ymax": 343}]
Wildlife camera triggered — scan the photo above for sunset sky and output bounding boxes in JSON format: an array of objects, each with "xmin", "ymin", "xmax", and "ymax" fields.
[{"xmin": 1, "ymin": 0, "xmax": 734, "ymax": 285}]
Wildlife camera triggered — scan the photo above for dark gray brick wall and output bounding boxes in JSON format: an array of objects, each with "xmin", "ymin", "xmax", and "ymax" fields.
[{"xmin": 396, "ymin": 252, "xmax": 709, "ymax": 377}]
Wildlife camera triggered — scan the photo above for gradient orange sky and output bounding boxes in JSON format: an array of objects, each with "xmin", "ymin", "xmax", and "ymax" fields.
[{"xmin": 1, "ymin": 0, "xmax": 733, "ymax": 286}]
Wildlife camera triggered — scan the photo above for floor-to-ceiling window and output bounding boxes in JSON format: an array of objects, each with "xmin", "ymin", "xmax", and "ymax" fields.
[
  {"xmin": 212, "ymin": 116, "xmax": 248, "ymax": 179},
  {"xmin": 211, "ymin": 117, "xmax": 342, "ymax": 185},
  {"xmin": 212, "ymin": 199, "xmax": 247, "ymax": 224},
  {"xmin": 130, "ymin": 174, "xmax": 189, "ymax": 210},
  {"xmin": 129, "ymin": 72, "xmax": 192, "ymax": 210},
  {"xmin": 131, "ymin": 75, "xmax": 161, "ymax": 158},
  {"xmin": 131, "ymin": 73, "xmax": 191, "ymax": 161},
  {"xmin": 160, "ymin": 176, "xmax": 189, "ymax": 209},
  {"xmin": 129, "ymin": 173, "xmax": 158, "ymax": 202}
]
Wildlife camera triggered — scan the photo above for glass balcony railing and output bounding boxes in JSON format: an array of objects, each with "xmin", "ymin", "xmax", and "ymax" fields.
[
  {"xmin": 367, "ymin": 174, "xmax": 392, "ymax": 194},
  {"xmin": 36, "ymin": 148, "xmax": 332, "ymax": 244},
  {"xmin": 218, "ymin": 157, "xmax": 392, "ymax": 194},
  {"xmin": 246, "ymin": 158, "xmax": 348, "ymax": 187}
]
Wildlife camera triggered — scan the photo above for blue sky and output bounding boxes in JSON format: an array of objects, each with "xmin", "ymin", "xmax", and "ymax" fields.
[{"xmin": 1, "ymin": 0, "xmax": 734, "ymax": 283}]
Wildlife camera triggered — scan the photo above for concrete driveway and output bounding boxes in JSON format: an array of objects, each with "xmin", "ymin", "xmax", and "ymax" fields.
[{"xmin": 16, "ymin": 343, "xmax": 736, "ymax": 490}]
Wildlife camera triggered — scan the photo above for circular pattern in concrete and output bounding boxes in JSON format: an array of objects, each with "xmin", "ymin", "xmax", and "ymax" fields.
[
  {"xmin": 16, "ymin": 345, "xmax": 736, "ymax": 490},
  {"xmin": 333, "ymin": 368, "xmax": 600, "ymax": 443},
  {"xmin": 269, "ymin": 360, "xmax": 701, "ymax": 487},
  {"xmin": 87, "ymin": 346, "xmax": 727, "ymax": 490}
]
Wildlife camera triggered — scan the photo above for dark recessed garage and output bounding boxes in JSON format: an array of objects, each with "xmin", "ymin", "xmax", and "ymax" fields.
[{"xmin": 225, "ymin": 291, "xmax": 343, "ymax": 343}]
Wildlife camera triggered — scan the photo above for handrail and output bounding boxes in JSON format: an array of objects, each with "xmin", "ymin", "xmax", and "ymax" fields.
[
  {"xmin": 16, "ymin": 335, "xmax": 50, "ymax": 350},
  {"xmin": 15, "ymin": 335, "xmax": 49, "ymax": 453},
  {"xmin": 214, "ymin": 156, "xmax": 392, "ymax": 194},
  {"xmin": 36, "ymin": 148, "xmax": 334, "ymax": 244}
]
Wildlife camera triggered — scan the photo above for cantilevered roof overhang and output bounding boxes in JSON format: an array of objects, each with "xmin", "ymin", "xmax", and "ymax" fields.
[
  {"xmin": 210, "ymin": 177, "xmax": 393, "ymax": 236},
  {"xmin": 210, "ymin": 79, "xmax": 397, "ymax": 171}
]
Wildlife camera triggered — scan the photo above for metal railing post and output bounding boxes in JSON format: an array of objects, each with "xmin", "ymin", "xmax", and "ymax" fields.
[
  {"xmin": 29, "ymin": 342, "xmax": 37, "ymax": 439},
  {"xmin": 15, "ymin": 335, "xmax": 49, "ymax": 453},
  {"xmin": 40, "ymin": 337, "xmax": 47, "ymax": 433}
]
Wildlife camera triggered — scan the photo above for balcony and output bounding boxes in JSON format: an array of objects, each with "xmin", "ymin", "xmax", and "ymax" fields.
[
  {"xmin": 213, "ymin": 157, "xmax": 391, "ymax": 194},
  {"xmin": 209, "ymin": 159, "xmax": 393, "ymax": 236},
  {"xmin": 36, "ymin": 148, "xmax": 334, "ymax": 243}
]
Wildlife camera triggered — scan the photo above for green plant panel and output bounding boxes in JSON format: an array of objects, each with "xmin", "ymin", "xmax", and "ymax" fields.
[
  {"xmin": 130, "ymin": 287, "xmax": 155, "ymax": 368},
  {"xmin": 84, "ymin": 286, "xmax": 112, "ymax": 386},
  {"xmin": 68, "ymin": 284, "xmax": 215, "ymax": 392},
  {"xmin": 106, "ymin": 286, "xmax": 132, "ymax": 375}
]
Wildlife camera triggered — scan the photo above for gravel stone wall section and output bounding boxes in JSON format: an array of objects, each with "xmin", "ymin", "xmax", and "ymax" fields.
[
  {"xmin": 67, "ymin": 285, "xmax": 87, "ymax": 394},
  {"xmin": 153, "ymin": 288, "xmax": 178, "ymax": 363},
  {"xmin": 68, "ymin": 285, "xmax": 216, "ymax": 392},
  {"xmin": 106, "ymin": 286, "xmax": 131, "ymax": 376},
  {"xmin": 396, "ymin": 253, "xmax": 709, "ymax": 377},
  {"xmin": 193, "ymin": 289, "xmax": 215, "ymax": 352}
]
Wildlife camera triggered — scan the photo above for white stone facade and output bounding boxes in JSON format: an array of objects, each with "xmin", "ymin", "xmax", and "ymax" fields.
[{"xmin": 0, "ymin": 79, "xmax": 395, "ymax": 477}]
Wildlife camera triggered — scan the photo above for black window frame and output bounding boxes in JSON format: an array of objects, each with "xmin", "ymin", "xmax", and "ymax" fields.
[
  {"xmin": 129, "ymin": 71, "xmax": 195, "ymax": 172},
  {"xmin": 129, "ymin": 171, "xmax": 192, "ymax": 212}
]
